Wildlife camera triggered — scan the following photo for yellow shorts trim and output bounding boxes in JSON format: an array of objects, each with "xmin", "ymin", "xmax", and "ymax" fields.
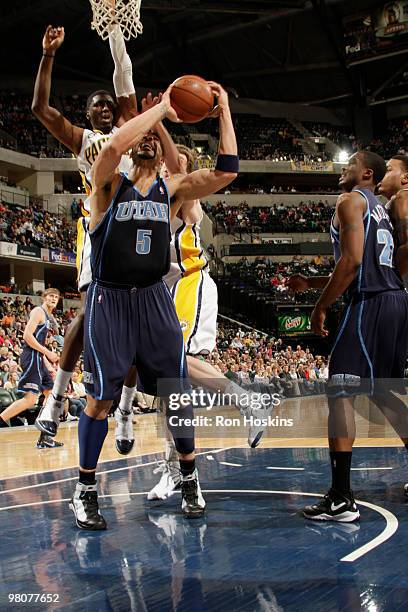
[{"xmin": 173, "ymin": 271, "xmax": 202, "ymax": 349}]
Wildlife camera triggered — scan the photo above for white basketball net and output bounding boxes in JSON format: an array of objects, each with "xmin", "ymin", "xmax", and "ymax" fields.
[{"xmin": 89, "ymin": 0, "xmax": 143, "ymax": 41}]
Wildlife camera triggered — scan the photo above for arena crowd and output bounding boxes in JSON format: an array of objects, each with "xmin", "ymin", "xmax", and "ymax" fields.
[
  {"xmin": 203, "ymin": 200, "xmax": 334, "ymax": 235},
  {"xmin": 0, "ymin": 201, "xmax": 76, "ymax": 252}
]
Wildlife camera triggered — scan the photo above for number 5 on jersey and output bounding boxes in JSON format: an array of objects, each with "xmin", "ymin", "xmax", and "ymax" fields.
[{"xmin": 136, "ymin": 229, "xmax": 152, "ymax": 255}]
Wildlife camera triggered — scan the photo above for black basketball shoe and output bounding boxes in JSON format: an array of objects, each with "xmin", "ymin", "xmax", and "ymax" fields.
[
  {"xmin": 181, "ymin": 470, "xmax": 205, "ymax": 519},
  {"xmin": 303, "ymin": 488, "xmax": 360, "ymax": 522},
  {"xmin": 35, "ymin": 395, "xmax": 64, "ymax": 437},
  {"xmin": 404, "ymin": 483, "xmax": 408, "ymax": 497},
  {"xmin": 36, "ymin": 433, "xmax": 64, "ymax": 449},
  {"xmin": 69, "ymin": 483, "xmax": 107, "ymax": 530},
  {"xmin": 115, "ymin": 408, "xmax": 135, "ymax": 455}
]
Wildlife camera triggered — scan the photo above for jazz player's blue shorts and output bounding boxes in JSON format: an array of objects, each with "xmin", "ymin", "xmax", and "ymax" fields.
[
  {"xmin": 18, "ymin": 348, "xmax": 54, "ymax": 394},
  {"xmin": 83, "ymin": 280, "xmax": 189, "ymax": 400},
  {"xmin": 328, "ymin": 289, "xmax": 408, "ymax": 396}
]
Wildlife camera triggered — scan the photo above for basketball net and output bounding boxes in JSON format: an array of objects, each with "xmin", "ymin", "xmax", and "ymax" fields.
[{"xmin": 89, "ymin": 0, "xmax": 143, "ymax": 41}]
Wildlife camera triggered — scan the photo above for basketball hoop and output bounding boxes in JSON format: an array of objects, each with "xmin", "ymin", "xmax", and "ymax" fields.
[{"xmin": 89, "ymin": 0, "xmax": 143, "ymax": 41}]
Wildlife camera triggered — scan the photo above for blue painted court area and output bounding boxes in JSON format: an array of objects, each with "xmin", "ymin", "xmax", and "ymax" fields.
[{"xmin": 1, "ymin": 446, "xmax": 408, "ymax": 611}]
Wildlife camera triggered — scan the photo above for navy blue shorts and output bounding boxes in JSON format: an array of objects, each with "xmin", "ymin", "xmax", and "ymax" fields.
[
  {"xmin": 18, "ymin": 349, "xmax": 53, "ymax": 395},
  {"xmin": 83, "ymin": 280, "xmax": 189, "ymax": 401},
  {"xmin": 328, "ymin": 290, "xmax": 408, "ymax": 396}
]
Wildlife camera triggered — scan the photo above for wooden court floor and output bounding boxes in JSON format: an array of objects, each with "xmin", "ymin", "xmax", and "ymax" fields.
[{"xmin": 0, "ymin": 395, "xmax": 405, "ymax": 480}]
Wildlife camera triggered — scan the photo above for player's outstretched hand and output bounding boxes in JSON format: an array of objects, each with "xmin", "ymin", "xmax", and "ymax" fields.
[
  {"xmin": 311, "ymin": 305, "xmax": 329, "ymax": 337},
  {"xmin": 141, "ymin": 92, "xmax": 160, "ymax": 113},
  {"xmin": 288, "ymin": 274, "xmax": 310, "ymax": 292},
  {"xmin": 162, "ymin": 84, "xmax": 182, "ymax": 123},
  {"xmin": 207, "ymin": 82, "xmax": 229, "ymax": 117},
  {"xmin": 43, "ymin": 25, "xmax": 65, "ymax": 54}
]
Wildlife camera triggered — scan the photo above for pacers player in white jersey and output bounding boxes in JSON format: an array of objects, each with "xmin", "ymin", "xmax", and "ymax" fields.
[
  {"xmin": 33, "ymin": 25, "xmax": 181, "ymax": 444},
  {"xmin": 147, "ymin": 144, "xmax": 276, "ymax": 501}
]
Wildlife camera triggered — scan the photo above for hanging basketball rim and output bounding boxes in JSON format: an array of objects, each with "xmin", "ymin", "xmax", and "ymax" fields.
[{"xmin": 89, "ymin": 0, "xmax": 143, "ymax": 41}]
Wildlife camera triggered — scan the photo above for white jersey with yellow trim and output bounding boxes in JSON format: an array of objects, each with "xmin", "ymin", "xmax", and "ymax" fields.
[
  {"xmin": 164, "ymin": 202, "xmax": 216, "ymax": 355},
  {"xmin": 164, "ymin": 205, "xmax": 208, "ymax": 287},
  {"xmin": 77, "ymin": 127, "xmax": 132, "ymax": 213}
]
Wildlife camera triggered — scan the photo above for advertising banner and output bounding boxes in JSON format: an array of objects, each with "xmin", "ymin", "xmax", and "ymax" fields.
[
  {"xmin": 290, "ymin": 161, "xmax": 334, "ymax": 172},
  {"xmin": 278, "ymin": 313, "xmax": 312, "ymax": 336},
  {"xmin": 0, "ymin": 241, "xmax": 17, "ymax": 256},
  {"xmin": 16, "ymin": 244, "xmax": 41, "ymax": 258},
  {"xmin": 49, "ymin": 249, "xmax": 76, "ymax": 265}
]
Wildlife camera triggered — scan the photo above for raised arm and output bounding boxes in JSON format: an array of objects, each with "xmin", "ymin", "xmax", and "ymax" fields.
[
  {"xmin": 90, "ymin": 88, "xmax": 179, "ymax": 230},
  {"xmin": 31, "ymin": 26, "xmax": 84, "ymax": 156},
  {"xmin": 392, "ymin": 189, "xmax": 408, "ymax": 279},
  {"xmin": 108, "ymin": 23, "xmax": 138, "ymax": 123},
  {"xmin": 141, "ymin": 92, "xmax": 182, "ymax": 175},
  {"xmin": 92, "ymin": 96, "xmax": 175, "ymax": 190},
  {"xmin": 168, "ymin": 83, "xmax": 238, "ymax": 201},
  {"xmin": 311, "ymin": 192, "xmax": 365, "ymax": 335}
]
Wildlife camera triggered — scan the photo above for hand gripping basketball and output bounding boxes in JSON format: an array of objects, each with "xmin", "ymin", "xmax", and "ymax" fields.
[
  {"xmin": 206, "ymin": 81, "xmax": 230, "ymax": 118},
  {"xmin": 161, "ymin": 84, "xmax": 182, "ymax": 123}
]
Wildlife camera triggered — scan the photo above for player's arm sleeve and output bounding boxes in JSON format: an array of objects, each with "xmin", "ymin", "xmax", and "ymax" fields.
[
  {"xmin": 22, "ymin": 308, "xmax": 48, "ymax": 354},
  {"xmin": 108, "ymin": 24, "xmax": 138, "ymax": 121},
  {"xmin": 393, "ymin": 190, "xmax": 408, "ymax": 278}
]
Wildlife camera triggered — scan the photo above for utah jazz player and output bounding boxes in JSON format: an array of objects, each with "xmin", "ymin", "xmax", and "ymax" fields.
[
  {"xmin": 69, "ymin": 82, "xmax": 238, "ymax": 530},
  {"xmin": 33, "ymin": 25, "xmax": 180, "ymax": 442},
  {"xmin": 0, "ymin": 289, "xmax": 61, "ymax": 448},
  {"xmin": 289, "ymin": 151, "xmax": 408, "ymax": 521}
]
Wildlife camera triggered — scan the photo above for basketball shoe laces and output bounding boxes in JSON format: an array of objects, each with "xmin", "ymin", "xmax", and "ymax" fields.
[
  {"xmin": 153, "ymin": 459, "xmax": 180, "ymax": 475},
  {"xmin": 181, "ymin": 474, "xmax": 198, "ymax": 505},
  {"xmin": 80, "ymin": 490, "xmax": 100, "ymax": 517}
]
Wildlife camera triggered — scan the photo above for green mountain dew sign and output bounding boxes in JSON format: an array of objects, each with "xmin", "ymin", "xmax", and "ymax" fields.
[{"xmin": 278, "ymin": 313, "xmax": 312, "ymax": 336}]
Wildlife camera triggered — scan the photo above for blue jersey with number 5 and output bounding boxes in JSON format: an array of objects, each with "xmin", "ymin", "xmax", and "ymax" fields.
[
  {"xmin": 90, "ymin": 174, "xmax": 171, "ymax": 286},
  {"xmin": 330, "ymin": 187, "xmax": 404, "ymax": 297}
]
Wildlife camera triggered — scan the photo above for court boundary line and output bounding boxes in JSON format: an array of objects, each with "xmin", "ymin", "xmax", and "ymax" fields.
[
  {"xmin": 0, "ymin": 488, "xmax": 397, "ymax": 563},
  {"xmin": 0, "ymin": 446, "xmax": 240, "ymax": 495},
  {"xmin": 0, "ymin": 445, "xmax": 250, "ymax": 482},
  {"xmin": 0, "ymin": 441, "xmax": 403, "ymax": 483}
]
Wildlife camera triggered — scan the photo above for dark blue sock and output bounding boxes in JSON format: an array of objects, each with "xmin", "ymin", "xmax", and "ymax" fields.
[{"xmin": 78, "ymin": 412, "xmax": 108, "ymax": 470}]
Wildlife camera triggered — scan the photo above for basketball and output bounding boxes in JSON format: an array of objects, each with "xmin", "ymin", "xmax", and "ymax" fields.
[{"xmin": 170, "ymin": 75, "xmax": 214, "ymax": 123}]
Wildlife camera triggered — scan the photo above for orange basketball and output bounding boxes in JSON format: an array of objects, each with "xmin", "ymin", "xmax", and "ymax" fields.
[{"xmin": 170, "ymin": 75, "xmax": 214, "ymax": 123}]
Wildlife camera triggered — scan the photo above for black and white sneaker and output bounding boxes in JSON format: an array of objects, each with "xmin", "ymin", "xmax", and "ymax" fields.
[
  {"xmin": 147, "ymin": 460, "xmax": 182, "ymax": 500},
  {"xmin": 115, "ymin": 408, "xmax": 135, "ymax": 455},
  {"xmin": 303, "ymin": 488, "xmax": 360, "ymax": 522},
  {"xmin": 181, "ymin": 470, "xmax": 205, "ymax": 519},
  {"xmin": 36, "ymin": 433, "xmax": 64, "ymax": 449},
  {"xmin": 69, "ymin": 483, "xmax": 107, "ymax": 530},
  {"xmin": 404, "ymin": 483, "xmax": 408, "ymax": 497},
  {"xmin": 35, "ymin": 394, "xmax": 64, "ymax": 437}
]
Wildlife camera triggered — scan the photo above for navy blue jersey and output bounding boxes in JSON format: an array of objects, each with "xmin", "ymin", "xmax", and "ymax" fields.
[
  {"xmin": 330, "ymin": 187, "xmax": 404, "ymax": 297},
  {"xmin": 90, "ymin": 175, "xmax": 171, "ymax": 287},
  {"xmin": 22, "ymin": 306, "xmax": 52, "ymax": 352}
]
